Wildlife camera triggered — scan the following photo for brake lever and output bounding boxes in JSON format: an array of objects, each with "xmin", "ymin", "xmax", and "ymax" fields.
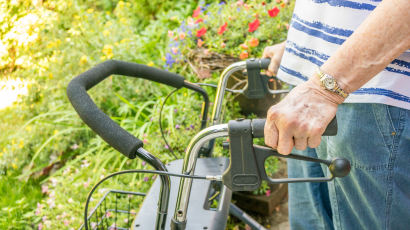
[
  {"xmin": 253, "ymin": 145, "xmax": 350, "ymax": 184},
  {"xmin": 221, "ymin": 119, "xmax": 351, "ymax": 192}
]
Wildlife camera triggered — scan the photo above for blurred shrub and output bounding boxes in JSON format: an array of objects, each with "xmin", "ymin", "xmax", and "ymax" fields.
[{"xmin": 0, "ymin": 0, "xmax": 294, "ymax": 229}]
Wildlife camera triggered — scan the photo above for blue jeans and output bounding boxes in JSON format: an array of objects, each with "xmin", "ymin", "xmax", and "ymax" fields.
[{"xmin": 288, "ymin": 103, "xmax": 410, "ymax": 230}]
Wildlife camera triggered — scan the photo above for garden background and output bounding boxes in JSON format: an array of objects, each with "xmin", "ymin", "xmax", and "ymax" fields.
[{"xmin": 0, "ymin": 0, "xmax": 293, "ymax": 229}]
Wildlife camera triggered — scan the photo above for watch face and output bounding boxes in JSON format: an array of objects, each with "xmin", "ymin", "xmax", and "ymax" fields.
[{"xmin": 323, "ymin": 77, "xmax": 336, "ymax": 89}]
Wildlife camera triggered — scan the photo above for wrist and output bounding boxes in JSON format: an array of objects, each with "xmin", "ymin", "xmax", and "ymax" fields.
[
  {"xmin": 319, "ymin": 65, "xmax": 352, "ymax": 94},
  {"xmin": 307, "ymin": 73, "xmax": 346, "ymax": 105}
]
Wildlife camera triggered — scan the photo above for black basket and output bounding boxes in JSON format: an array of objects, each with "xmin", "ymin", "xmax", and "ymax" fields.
[{"xmin": 79, "ymin": 190, "xmax": 146, "ymax": 230}]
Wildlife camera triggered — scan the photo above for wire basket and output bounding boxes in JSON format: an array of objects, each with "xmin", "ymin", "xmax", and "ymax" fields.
[{"xmin": 79, "ymin": 190, "xmax": 146, "ymax": 230}]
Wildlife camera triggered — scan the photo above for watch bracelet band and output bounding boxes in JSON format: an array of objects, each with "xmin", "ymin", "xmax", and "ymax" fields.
[{"xmin": 317, "ymin": 69, "xmax": 349, "ymax": 99}]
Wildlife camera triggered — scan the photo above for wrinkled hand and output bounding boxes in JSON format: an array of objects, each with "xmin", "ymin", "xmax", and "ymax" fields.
[
  {"xmin": 262, "ymin": 41, "xmax": 286, "ymax": 77},
  {"xmin": 264, "ymin": 77, "xmax": 343, "ymax": 155}
]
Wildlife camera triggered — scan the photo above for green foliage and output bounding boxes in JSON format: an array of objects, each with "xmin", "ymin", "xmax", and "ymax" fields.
[
  {"xmin": 164, "ymin": 0, "xmax": 294, "ymax": 70},
  {"xmin": 0, "ymin": 0, "xmax": 207, "ymax": 228},
  {"xmin": 0, "ymin": 0, "xmax": 293, "ymax": 229}
]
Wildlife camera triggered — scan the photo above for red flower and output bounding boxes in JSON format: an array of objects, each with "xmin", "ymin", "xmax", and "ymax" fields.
[
  {"xmin": 192, "ymin": 6, "xmax": 201, "ymax": 18},
  {"xmin": 195, "ymin": 18, "xmax": 203, "ymax": 24},
  {"xmin": 248, "ymin": 19, "xmax": 260, "ymax": 32},
  {"xmin": 196, "ymin": 27, "xmax": 207, "ymax": 37},
  {"xmin": 218, "ymin": 22, "xmax": 228, "ymax": 35},
  {"xmin": 268, "ymin": 7, "xmax": 280, "ymax": 17},
  {"xmin": 239, "ymin": 51, "xmax": 249, "ymax": 60}
]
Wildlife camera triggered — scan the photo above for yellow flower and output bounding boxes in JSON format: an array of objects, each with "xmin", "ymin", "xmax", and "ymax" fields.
[
  {"xmin": 48, "ymin": 73, "xmax": 53, "ymax": 79},
  {"xmin": 105, "ymin": 21, "xmax": 113, "ymax": 27},
  {"xmin": 53, "ymin": 130, "xmax": 59, "ymax": 135},
  {"xmin": 25, "ymin": 126, "xmax": 32, "ymax": 131},
  {"xmin": 18, "ymin": 141, "xmax": 24, "ymax": 149},
  {"xmin": 120, "ymin": 38, "xmax": 128, "ymax": 44},
  {"xmin": 147, "ymin": 61, "xmax": 154, "ymax": 67},
  {"xmin": 47, "ymin": 42, "xmax": 55, "ymax": 48},
  {"xmin": 117, "ymin": 1, "xmax": 125, "ymax": 9},
  {"xmin": 120, "ymin": 17, "xmax": 127, "ymax": 24},
  {"xmin": 102, "ymin": 45, "xmax": 114, "ymax": 59},
  {"xmin": 79, "ymin": 55, "xmax": 88, "ymax": 65},
  {"xmin": 87, "ymin": 8, "xmax": 94, "ymax": 14},
  {"xmin": 12, "ymin": 163, "xmax": 17, "ymax": 169}
]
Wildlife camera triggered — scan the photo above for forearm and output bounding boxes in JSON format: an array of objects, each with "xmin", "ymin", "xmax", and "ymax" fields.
[{"xmin": 320, "ymin": 0, "xmax": 410, "ymax": 93}]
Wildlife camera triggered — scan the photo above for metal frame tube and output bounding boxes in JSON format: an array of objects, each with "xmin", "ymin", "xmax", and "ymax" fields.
[
  {"xmin": 172, "ymin": 124, "xmax": 229, "ymax": 224},
  {"xmin": 136, "ymin": 148, "xmax": 170, "ymax": 230},
  {"xmin": 210, "ymin": 61, "xmax": 246, "ymax": 125}
]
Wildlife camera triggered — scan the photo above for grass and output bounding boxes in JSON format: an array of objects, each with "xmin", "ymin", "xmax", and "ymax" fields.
[
  {"xmin": 0, "ymin": 175, "xmax": 42, "ymax": 228},
  {"xmin": 0, "ymin": 0, "xmax": 293, "ymax": 229}
]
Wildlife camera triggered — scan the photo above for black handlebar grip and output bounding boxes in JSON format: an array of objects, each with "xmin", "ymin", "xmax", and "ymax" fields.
[
  {"xmin": 245, "ymin": 58, "xmax": 271, "ymax": 70},
  {"xmin": 260, "ymin": 58, "xmax": 271, "ymax": 70},
  {"xmin": 67, "ymin": 60, "xmax": 185, "ymax": 159},
  {"xmin": 251, "ymin": 117, "xmax": 338, "ymax": 139}
]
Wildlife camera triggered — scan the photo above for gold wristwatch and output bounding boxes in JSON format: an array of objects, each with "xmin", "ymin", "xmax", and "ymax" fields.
[{"xmin": 317, "ymin": 69, "xmax": 349, "ymax": 99}]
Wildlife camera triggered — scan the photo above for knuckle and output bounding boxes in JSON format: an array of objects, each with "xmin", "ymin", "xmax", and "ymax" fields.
[
  {"xmin": 311, "ymin": 126, "xmax": 323, "ymax": 136},
  {"xmin": 267, "ymin": 107, "xmax": 279, "ymax": 118},
  {"xmin": 284, "ymin": 119, "xmax": 298, "ymax": 128},
  {"xmin": 299, "ymin": 123, "xmax": 309, "ymax": 133}
]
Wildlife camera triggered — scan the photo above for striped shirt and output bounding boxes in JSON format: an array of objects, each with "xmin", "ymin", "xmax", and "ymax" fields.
[{"xmin": 278, "ymin": 0, "xmax": 410, "ymax": 110}]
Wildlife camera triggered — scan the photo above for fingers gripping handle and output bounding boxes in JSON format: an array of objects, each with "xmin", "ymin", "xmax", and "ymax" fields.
[
  {"xmin": 251, "ymin": 117, "xmax": 338, "ymax": 138},
  {"xmin": 222, "ymin": 118, "xmax": 348, "ymax": 192},
  {"xmin": 67, "ymin": 60, "xmax": 185, "ymax": 159}
]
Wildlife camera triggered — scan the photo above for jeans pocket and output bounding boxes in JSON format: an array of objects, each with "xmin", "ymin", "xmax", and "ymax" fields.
[{"xmin": 326, "ymin": 104, "xmax": 394, "ymax": 171}]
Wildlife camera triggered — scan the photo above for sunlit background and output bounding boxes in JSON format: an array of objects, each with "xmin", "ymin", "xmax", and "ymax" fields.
[{"xmin": 0, "ymin": 78, "xmax": 28, "ymax": 110}]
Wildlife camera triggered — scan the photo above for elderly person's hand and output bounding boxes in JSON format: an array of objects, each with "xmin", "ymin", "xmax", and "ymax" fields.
[
  {"xmin": 262, "ymin": 41, "xmax": 286, "ymax": 77},
  {"xmin": 262, "ymin": 41, "xmax": 347, "ymax": 155},
  {"xmin": 264, "ymin": 74, "xmax": 344, "ymax": 155}
]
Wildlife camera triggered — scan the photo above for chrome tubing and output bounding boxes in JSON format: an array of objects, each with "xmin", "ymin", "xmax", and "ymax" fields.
[
  {"xmin": 136, "ymin": 148, "xmax": 171, "ymax": 230},
  {"xmin": 172, "ymin": 124, "xmax": 229, "ymax": 224},
  {"xmin": 210, "ymin": 61, "xmax": 246, "ymax": 125}
]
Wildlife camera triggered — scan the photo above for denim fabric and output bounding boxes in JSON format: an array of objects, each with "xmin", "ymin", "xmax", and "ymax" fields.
[{"xmin": 288, "ymin": 103, "xmax": 410, "ymax": 230}]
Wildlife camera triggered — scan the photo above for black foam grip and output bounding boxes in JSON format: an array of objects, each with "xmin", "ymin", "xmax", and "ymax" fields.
[
  {"xmin": 67, "ymin": 60, "xmax": 185, "ymax": 159},
  {"xmin": 251, "ymin": 117, "xmax": 338, "ymax": 138},
  {"xmin": 260, "ymin": 58, "xmax": 271, "ymax": 70}
]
